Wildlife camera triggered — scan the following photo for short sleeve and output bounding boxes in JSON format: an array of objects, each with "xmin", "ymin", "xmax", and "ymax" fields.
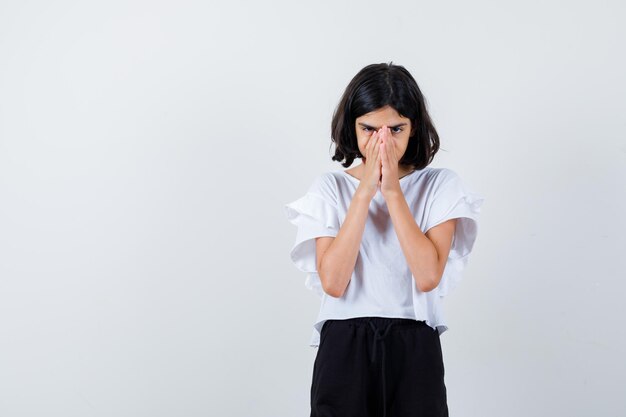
[
  {"xmin": 284, "ymin": 173, "xmax": 340, "ymax": 297},
  {"xmin": 424, "ymin": 169, "xmax": 486, "ymax": 297}
]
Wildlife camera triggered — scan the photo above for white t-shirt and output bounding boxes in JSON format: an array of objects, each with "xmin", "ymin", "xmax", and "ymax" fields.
[{"xmin": 284, "ymin": 167, "xmax": 485, "ymax": 347}]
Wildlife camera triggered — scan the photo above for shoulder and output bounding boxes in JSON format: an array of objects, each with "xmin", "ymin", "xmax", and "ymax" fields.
[
  {"xmin": 420, "ymin": 167, "xmax": 465, "ymax": 196},
  {"xmin": 429, "ymin": 167, "xmax": 461, "ymax": 186},
  {"xmin": 306, "ymin": 171, "xmax": 339, "ymax": 205},
  {"xmin": 426, "ymin": 167, "xmax": 483, "ymax": 208},
  {"xmin": 416, "ymin": 167, "xmax": 473, "ymax": 206}
]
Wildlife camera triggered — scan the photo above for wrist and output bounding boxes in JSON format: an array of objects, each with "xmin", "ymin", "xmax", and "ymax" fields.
[
  {"xmin": 382, "ymin": 189, "xmax": 404, "ymax": 202},
  {"xmin": 354, "ymin": 186, "xmax": 376, "ymax": 201}
]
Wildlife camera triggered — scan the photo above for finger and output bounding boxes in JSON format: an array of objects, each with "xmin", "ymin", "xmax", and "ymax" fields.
[
  {"xmin": 383, "ymin": 141, "xmax": 391, "ymax": 167},
  {"xmin": 387, "ymin": 136, "xmax": 395, "ymax": 160},
  {"xmin": 366, "ymin": 130, "xmax": 376, "ymax": 149},
  {"xmin": 384, "ymin": 142, "xmax": 390, "ymax": 167},
  {"xmin": 371, "ymin": 133, "xmax": 381, "ymax": 161},
  {"xmin": 387, "ymin": 134, "xmax": 397, "ymax": 160},
  {"xmin": 368, "ymin": 131, "xmax": 379, "ymax": 158},
  {"xmin": 365, "ymin": 131, "xmax": 373, "ymax": 154}
]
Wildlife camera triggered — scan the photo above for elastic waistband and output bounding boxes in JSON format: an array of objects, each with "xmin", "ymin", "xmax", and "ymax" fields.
[{"xmin": 330, "ymin": 316, "xmax": 427, "ymax": 329}]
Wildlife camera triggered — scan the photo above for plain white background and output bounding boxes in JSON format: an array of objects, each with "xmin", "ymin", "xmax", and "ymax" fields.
[{"xmin": 1, "ymin": 1, "xmax": 624, "ymax": 416}]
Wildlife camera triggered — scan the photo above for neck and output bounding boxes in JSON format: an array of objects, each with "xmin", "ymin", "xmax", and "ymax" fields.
[
  {"xmin": 399, "ymin": 167, "xmax": 414, "ymax": 177},
  {"xmin": 358, "ymin": 163, "xmax": 414, "ymax": 179}
]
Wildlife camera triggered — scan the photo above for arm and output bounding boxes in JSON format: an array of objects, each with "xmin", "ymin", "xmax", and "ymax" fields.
[
  {"xmin": 315, "ymin": 190, "xmax": 371, "ymax": 298},
  {"xmin": 385, "ymin": 191, "xmax": 457, "ymax": 292}
]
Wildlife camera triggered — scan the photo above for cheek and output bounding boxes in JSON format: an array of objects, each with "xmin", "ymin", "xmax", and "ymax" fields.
[
  {"xmin": 357, "ymin": 134, "xmax": 371, "ymax": 150},
  {"xmin": 393, "ymin": 136, "xmax": 410, "ymax": 153}
]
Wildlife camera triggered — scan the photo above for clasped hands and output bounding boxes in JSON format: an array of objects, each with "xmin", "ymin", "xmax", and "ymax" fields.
[{"xmin": 361, "ymin": 126, "xmax": 403, "ymax": 199}]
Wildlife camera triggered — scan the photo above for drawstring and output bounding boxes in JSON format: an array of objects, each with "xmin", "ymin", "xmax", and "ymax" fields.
[{"xmin": 367, "ymin": 320, "xmax": 396, "ymax": 417}]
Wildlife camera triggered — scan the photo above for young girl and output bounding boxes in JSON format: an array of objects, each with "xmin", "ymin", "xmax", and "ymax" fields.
[{"xmin": 284, "ymin": 62, "xmax": 485, "ymax": 417}]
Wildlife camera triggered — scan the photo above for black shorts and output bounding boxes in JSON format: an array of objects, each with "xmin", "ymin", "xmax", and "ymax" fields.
[{"xmin": 310, "ymin": 316, "xmax": 449, "ymax": 417}]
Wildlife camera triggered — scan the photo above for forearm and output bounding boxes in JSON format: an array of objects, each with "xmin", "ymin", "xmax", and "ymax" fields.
[
  {"xmin": 385, "ymin": 191, "xmax": 439, "ymax": 292},
  {"xmin": 319, "ymin": 190, "xmax": 370, "ymax": 298}
]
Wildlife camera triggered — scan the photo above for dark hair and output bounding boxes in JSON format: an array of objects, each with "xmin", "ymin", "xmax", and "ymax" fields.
[{"xmin": 330, "ymin": 62, "xmax": 440, "ymax": 169}]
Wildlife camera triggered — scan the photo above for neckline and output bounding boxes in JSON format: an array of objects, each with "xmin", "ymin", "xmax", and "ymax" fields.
[{"xmin": 341, "ymin": 169, "xmax": 418, "ymax": 184}]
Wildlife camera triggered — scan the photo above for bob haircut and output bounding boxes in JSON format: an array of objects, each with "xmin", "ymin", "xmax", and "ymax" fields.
[{"xmin": 331, "ymin": 62, "xmax": 440, "ymax": 169}]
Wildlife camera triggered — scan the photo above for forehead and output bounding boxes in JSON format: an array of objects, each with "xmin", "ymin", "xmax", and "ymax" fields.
[{"xmin": 355, "ymin": 105, "xmax": 409, "ymax": 124}]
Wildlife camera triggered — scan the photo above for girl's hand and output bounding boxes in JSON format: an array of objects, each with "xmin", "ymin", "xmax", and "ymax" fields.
[
  {"xmin": 379, "ymin": 126, "xmax": 402, "ymax": 198},
  {"xmin": 358, "ymin": 129, "xmax": 383, "ymax": 200}
]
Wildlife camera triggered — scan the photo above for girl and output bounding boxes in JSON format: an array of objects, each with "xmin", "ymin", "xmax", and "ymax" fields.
[{"xmin": 284, "ymin": 62, "xmax": 485, "ymax": 417}]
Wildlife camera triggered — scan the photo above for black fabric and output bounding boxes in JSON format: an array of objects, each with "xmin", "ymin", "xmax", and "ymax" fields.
[{"xmin": 310, "ymin": 317, "xmax": 449, "ymax": 417}]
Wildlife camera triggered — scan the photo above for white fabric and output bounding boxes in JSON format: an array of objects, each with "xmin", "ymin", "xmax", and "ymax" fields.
[{"xmin": 284, "ymin": 167, "xmax": 485, "ymax": 347}]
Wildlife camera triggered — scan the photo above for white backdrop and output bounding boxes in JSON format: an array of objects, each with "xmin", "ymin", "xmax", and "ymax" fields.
[{"xmin": 1, "ymin": 1, "xmax": 624, "ymax": 416}]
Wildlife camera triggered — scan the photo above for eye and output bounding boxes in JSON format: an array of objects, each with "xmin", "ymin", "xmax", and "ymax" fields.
[
  {"xmin": 362, "ymin": 127, "xmax": 374, "ymax": 133},
  {"xmin": 391, "ymin": 127, "xmax": 403, "ymax": 134}
]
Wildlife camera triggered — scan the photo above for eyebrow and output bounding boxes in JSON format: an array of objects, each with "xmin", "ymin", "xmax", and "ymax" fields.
[{"xmin": 358, "ymin": 122, "xmax": 408, "ymax": 130}]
